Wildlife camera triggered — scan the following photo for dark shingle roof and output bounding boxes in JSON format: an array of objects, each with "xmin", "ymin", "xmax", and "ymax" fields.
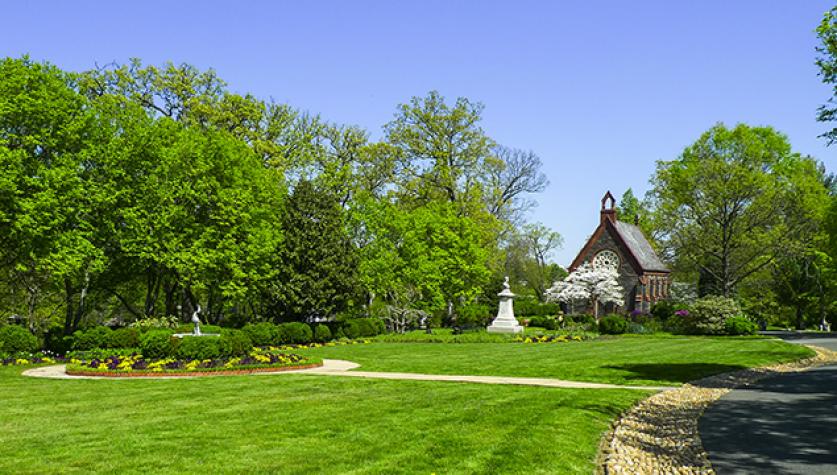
[{"xmin": 612, "ymin": 221, "xmax": 669, "ymax": 272}]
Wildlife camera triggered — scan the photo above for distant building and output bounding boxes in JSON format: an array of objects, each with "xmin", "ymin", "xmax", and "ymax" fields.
[{"xmin": 569, "ymin": 191, "xmax": 670, "ymax": 314}]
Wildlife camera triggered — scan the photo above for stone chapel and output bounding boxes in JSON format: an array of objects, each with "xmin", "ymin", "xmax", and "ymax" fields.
[{"xmin": 568, "ymin": 191, "xmax": 671, "ymax": 313}]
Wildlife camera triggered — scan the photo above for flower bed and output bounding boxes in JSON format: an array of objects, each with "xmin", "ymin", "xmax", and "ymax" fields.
[
  {"xmin": 514, "ymin": 334, "xmax": 586, "ymax": 344},
  {"xmin": 1, "ymin": 352, "xmax": 66, "ymax": 366},
  {"xmin": 65, "ymin": 347, "xmax": 321, "ymax": 377}
]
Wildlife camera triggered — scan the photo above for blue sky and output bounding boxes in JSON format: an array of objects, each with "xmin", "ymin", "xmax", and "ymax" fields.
[{"xmin": 3, "ymin": 1, "xmax": 835, "ymax": 265}]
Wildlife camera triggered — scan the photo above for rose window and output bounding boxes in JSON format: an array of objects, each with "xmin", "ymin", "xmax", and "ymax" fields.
[{"xmin": 593, "ymin": 250, "xmax": 620, "ymax": 270}]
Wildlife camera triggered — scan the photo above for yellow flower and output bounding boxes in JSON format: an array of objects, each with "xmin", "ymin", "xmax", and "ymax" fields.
[{"xmin": 15, "ymin": 358, "xmax": 29, "ymax": 365}]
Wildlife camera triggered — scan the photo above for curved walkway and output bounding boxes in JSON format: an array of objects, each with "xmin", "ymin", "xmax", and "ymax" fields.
[
  {"xmin": 700, "ymin": 337, "xmax": 837, "ymax": 474},
  {"xmin": 23, "ymin": 359, "xmax": 673, "ymax": 390}
]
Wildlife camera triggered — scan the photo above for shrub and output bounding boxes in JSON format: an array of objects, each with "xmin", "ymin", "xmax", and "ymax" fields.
[
  {"xmin": 242, "ymin": 322, "xmax": 279, "ymax": 347},
  {"xmin": 176, "ymin": 336, "xmax": 222, "ymax": 360},
  {"xmin": 598, "ymin": 315, "xmax": 628, "ymax": 335},
  {"xmin": 528, "ymin": 316, "xmax": 557, "ymax": 330},
  {"xmin": 129, "ymin": 316, "xmax": 180, "ymax": 331},
  {"xmin": 219, "ymin": 330, "xmax": 253, "ymax": 357},
  {"xmin": 175, "ymin": 324, "xmax": 223, "ymax": 335},
  {"xmin": 140, "ymin": 330, "xmax": 176, "ymax": 359},
  {"xmin": 457, "ymin": 303, "xmax": 491, "ymax": 325},
  {"xmin": 107, "ymin": 328, "xmax": 139, "ymax": 349},
  {"xmin": 724, "ymin": 316, "xmax": 758, "ymax": 336},
  {"xmin": 341, "ymin": 318, "xmax": 384, "ymax": 339},
  {"xmin": 43, "ymin": 326, "xmax": 72, "ymax": 354},
  {"xmin": 278, "ymin": 322, "xmax": 313, "ymax": 344},
  {"xmin": 651, "ymin": 301, "xmax": 675, "ymax": 321},
  {"xmin": 313, "ymin": 325, "xmax": 332, "ymax": 342},
  {"xmin": 515, "ymin": 300, "xmax": 561, "ymax": 317},
  {"xmin": 0, "ymin": 326, "xmax": 39, "ymax": 354},
  {"xmin": 675, "ymin": 296, "xmax": 742, "ymax": 335},
  {"xmin": 71, "ymin": 326, "xmax": 113, "ymax": 351}
]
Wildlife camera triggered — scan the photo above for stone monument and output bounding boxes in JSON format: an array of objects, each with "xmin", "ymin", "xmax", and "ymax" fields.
[{"xmin": 487, "ymin": 277, "xmax": 523, "ymax": 334}]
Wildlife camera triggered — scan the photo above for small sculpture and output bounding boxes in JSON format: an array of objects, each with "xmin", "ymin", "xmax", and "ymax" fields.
[{"xmin": 191, "ymin": 305, "xmax": 202, "ymax": 336}]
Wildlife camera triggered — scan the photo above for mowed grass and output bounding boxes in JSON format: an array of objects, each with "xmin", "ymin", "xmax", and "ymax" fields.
[
  {"xmin": 0, "ymin": 365, "xmax": 647, "ymax": 474},
  {"xmin": 297, "ymin": 335, "xmax": 814, "ymax": 386}
]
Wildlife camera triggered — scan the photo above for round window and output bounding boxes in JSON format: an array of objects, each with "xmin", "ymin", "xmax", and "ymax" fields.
[{"xmin": 593, "ymin": 250, "xmax": 620, "ymax": 270}]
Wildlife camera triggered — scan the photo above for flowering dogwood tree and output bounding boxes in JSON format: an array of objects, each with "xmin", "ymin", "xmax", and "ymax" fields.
[{"xmin": 546, "ymin": 262, "xmax": 624, "ymax": 320}]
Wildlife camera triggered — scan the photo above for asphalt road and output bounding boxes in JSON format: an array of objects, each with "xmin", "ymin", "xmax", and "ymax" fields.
[{"xmin": 699, "ymin": 335, "xmax": 837, "ymax": 474}]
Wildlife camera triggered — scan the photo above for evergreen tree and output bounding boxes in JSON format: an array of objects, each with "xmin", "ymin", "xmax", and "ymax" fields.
[{"xmin": 269, "ymin": 180, "xmax": 359, "ymax": 321}]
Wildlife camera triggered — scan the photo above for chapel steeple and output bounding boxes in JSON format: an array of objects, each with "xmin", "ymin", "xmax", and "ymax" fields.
[{"xmin": 600, "ymin": 190, "xmax": 617, "ymax": 224}]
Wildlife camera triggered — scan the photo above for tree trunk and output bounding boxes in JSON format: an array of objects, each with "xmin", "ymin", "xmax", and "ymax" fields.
[{"xmin": 795, "ymin": 306, "xmax": 805, "ymax": 330}]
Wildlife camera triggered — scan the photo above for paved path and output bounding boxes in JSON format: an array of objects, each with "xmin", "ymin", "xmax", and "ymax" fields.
[
  {"xmin": 700, "ymin": 336, "xmax": 837, "ymax": 474},
  {"xmin": 23, "ymin": 359, "xmax": 672, "ymax": 390}
]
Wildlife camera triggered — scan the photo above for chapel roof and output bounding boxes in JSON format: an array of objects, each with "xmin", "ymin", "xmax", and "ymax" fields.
[{"xmin": 611, "ymin": 220, "xmax": 669, "ymax": 273}]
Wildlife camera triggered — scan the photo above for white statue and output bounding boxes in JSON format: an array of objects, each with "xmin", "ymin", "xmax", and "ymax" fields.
[
  {"xmin": 487, "ymin": 277, "xmax": 523, "ymax": 334},
  {"xmin": 191, "ymin": 305, "xmax": 202, "ymax": 336}
]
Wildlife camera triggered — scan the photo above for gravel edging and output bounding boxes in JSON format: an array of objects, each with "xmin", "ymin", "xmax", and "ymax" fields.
[{"xmin": 598, "ymin": 345, "xmax": 837, "ymax": 474}]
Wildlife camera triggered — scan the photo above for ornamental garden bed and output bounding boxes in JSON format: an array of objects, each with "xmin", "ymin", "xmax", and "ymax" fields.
[{"xmin": 65, "ymin": 349, "xmax": 322, "ymax": 377}]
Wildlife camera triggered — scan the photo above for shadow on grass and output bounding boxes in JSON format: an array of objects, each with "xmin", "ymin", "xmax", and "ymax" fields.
[{"xmin": 602, "ymin": 363, "xmax": 748, "ymax": 384}]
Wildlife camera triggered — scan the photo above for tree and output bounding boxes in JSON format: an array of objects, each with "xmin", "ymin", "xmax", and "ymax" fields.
[
  {"xmin": 816, "ymin": 6, "xmax": 837, "ymax": 145},
  {"xmin": 546, "ymin": 263, "xmax": 624, "ymax": 320},
  {"xmin": 268, "ymin": 180, "xmax": 359, "ymax": 322},
  {"xmin": 504, "ymin": 223, "xmax": 565, "ymax": 300},
  {"xmin": 485, "ymin": 146, "xmax": 549, "ymax": 222},
  {"xmin": 651, "ymin": 123, "xmax": 827, "ymax": 296}
]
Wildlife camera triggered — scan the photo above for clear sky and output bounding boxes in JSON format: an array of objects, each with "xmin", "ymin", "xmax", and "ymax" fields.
[{"xmin": 3, "ymin": 1, "xmax": 835, "ymax": 265}]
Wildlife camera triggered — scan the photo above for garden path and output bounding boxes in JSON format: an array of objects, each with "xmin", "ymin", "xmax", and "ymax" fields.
[
  {"xmin": 700, "ymin": 336, "xmax": 837, "ymax": 474},
  {"xmin": 22, "ymin": 360, "xmax": 673, "ymax": 390}
]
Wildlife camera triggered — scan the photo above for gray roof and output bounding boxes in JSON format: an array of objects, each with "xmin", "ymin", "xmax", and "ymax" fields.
[{"xmin": 612, "ymin": 221, "xmax": 669, "ymax": 272}]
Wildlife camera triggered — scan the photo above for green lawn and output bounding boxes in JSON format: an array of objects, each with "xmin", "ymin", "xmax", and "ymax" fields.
[
  {"xmin": 0, "ymin": 365, "xmax": 646, "ymax": 474},
  {"xmin": 297, "ymin": 335, "xmax": 813, "ymax": 386},
  {"xmin": 0, "ymin": 335, "xmax": 813, "ymax": 473}
]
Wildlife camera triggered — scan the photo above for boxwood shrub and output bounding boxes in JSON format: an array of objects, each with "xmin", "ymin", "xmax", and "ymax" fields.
[
  {"xmin": 0, "ymin": 325, "xmax": 39, "ymax": 354},
  {"xmin": 176, "ymin": 335, "xmax": 222, "ymax": 360},
  {"xmin": 724, "ymin": 316, "xmax": 758, "ymax": 336},
  {"xmin": 219, "ymin": 329, "xmax": 253, "ymax": 356},
  {"xmin": 107, "ymin": 327, "xmax": 139, "ymax": 349},
  {"xmin": 598, "ymin": 315, "xmax": 628, "ymax": 335},
  {"xmin": 341, "ymin": 318, "xmax": 385, "ymax": 339},
  {"xmin": 140, "ymin": 330, "xmax": 177, "ymax": 359},
  {"xmin": 72, "ymin": 326, "xmax": 113, "ymax": 351},
  {"xmin": 278, "ymin": 322, "xmax": 313, "ymax": 344},
  {"xmin": 313, "ymin": 324, "xmax": 332, "ymax": 342},
  {"xmin": 242, "ymin": 322, "xmax": 279, "ymax": 347}
]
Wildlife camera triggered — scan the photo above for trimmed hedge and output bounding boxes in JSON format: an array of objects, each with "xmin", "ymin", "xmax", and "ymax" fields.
[
  {"xmin": 313, "ymin": 325, "xmax": 332, "ymax": 342},
  {"xmin": 176, "ymin": 335, "xmax": 221, "ymax": 360},
  {"xmin": 278, "ymin": 322, "xmax": 313, "ymax": 344},
  {"xmin": 107, "ymin": 328, "xmax": 140, "ymax": 349},
  {"xmin": 0, "ymin": 325, "xmax": 39, "ymax": 354},
  {"xmin": 242, "ymin": 322, "xmax": 280, "ymax": 347},
  {"xmin": 598, "ymin": 315, "xmax": 628, "ymax": 335},
  {"xmin": 140, "ymin": 330, "xmax": 176, "ymax": 359},
  {"xmin": 514, "ymin": 300, "xmax": 561, "ymax": 317},
  {"xmin": 72, "ymin": 327, "xmax": 113, "ymax": 351},
  {"xmin": 341, "ymin": 318, "xmax": 384, "ymax": 339}
]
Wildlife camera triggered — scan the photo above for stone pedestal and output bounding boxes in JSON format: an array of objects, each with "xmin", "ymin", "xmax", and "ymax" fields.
[{"xmin": 487, "ymin": 277, "xmax": 523, "ymax": 334}]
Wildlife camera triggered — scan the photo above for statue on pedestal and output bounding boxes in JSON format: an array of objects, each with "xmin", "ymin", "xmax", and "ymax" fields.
[{"xmin": 487, "ymin": 277, "xmax": 523, "ymax": 334}]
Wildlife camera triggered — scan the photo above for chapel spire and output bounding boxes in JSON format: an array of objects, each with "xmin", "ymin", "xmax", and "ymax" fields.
[{"xmin": 600, "ymin": 190, "xmax": 617, "ymax": 224}]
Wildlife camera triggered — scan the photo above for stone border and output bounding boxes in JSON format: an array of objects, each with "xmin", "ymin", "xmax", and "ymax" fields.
[
  {"xmin": 65, "ymin": 362, "xmax": 323, "ymax": 378},
  {"xmin": 598, "ymin": 345, "xmax": 837, "ymax": 474}
]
